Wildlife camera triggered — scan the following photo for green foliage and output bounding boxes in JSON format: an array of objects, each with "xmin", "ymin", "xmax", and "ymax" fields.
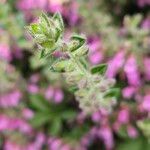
[
  {"xmin": 27, "ymin": 12, "xmax": 117, "ymax": 114},
  {"xmin": 91, "ymin": 64, "xmax": 107, "ymax": 75}
]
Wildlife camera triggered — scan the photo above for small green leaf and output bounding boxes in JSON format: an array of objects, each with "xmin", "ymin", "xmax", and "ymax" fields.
[
  {"xmin": 30, "ymin": 112, "xmax": 50, "ymax": 128},
  {"xmin": 49, "ymin": 118, "xmax": 62, "ymax": 136},
  {"xmin": 61, "ymin": 110, "xmax": 77, "ymax": 120},
  {"xmin": 104, "ymin": 88, "xmax": 120, "ymax": 98},
  {"xmin": 40, "ymin": 39, "xmax": 55, "ymax": 49},
  {"xmin": 91, "ymin": 63, "xmax": 107, "ymax": 75},
  {"xmin": 68, "ymin": 86, "xmax": 78, "ymax": 93},
  {"xmin": 69, "ymin": 34, "xmax": 86, "ymax": 52},
  {"xmin": 29, "ymin": 94, "xmax": 50, "ymax": 112},
  {"xmin": 53, "ymin": 12, "xmax": 64, "ymax": 31},
  {"xmin": 30, "ymin": 23, "xmax": 40, "ymax": 34},
  {"xmin": 52, "ymin": 60, "xmax": 68, "ymax": 72}
]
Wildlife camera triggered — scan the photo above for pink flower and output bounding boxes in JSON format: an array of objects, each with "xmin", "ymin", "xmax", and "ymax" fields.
[
  {"xmin": 29, "ymin": 74, "xmax": 40, "ymax": 83},
  {"xmin": 53, "ymin": 88, "xmax": 64, "ymax": 103},
  {"xmin": 0, "ymin": 43, "xmax": 11, "ymax": 61},
  {"xmin": 4, "ymin": 140, "xmax": 22, "ymax": 150},
  {"xmin": 89, "ymin": 51, "xmax": 103, "ymax": 65},
  {"xmin": 0, "ymin": 90, "xmax": 22, "ymax": 108},
  {"xmin": 127, "ymin": 126, "xmax": 138, "ymax": 138},
  {"xmin": 17, "ymin": 0, "xmax": 47, "ymax": 10},
  {"xmin": 0, "ymin": 115, "xmax": 9, "ymax": 131},
  {"xmin": 124, "ymin": 56, "xmax": 141, "ymax": 86},
  {"xmin": 137, "ymin": 0, "xmax": 150, "ymax": 7},
  {"xmin": 144, "ymin": 57, "xmax": 150, "ymax": 80},
  {"xmin": 45, "ymin": 86, "xmax": 54, "ymax": 101},
  {"xmin": 142, "ymin": 16, "xmax": 150, "ymax": 30},
  {"xmin": 27, "ymin": 84, "xmax": 39, "ymax": 94},
  {"xmin": 122, "ymin": 86, "xmax": 137, "ymax": 99},
  {"xmin": 142, "ymin": 95, "xmax": 150, "ymax": 112},
  {"xmin": 92, "ymin": 111, "xmax": 101, "ymax": 122},
  {"xmin": 106, "ymin": 51, "xmax": 125, "ymax": 78},
  {"xmin": 98, "ymin": 126, "xmax": 114, "ymax": 150},
  {"xmin": 48, "ymin": 138, "xmax": 62, "ymax": 150},
  {"xmin": 117, "ymin": 108, "xmax": 129, "ymax": 124},
  {"xmin": 27, "ymin": 133, "xmax": 45, "ymax": 150},
  {"xmin": 22, "ymin": 108, "xmax": 34, "ymax": 119},
  {"xmin": 88, "ymin": 37, "xmax": 103, "ymax": 65}
]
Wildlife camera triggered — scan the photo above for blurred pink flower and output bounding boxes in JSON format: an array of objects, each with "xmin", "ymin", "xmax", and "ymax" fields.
[
  {"xmin": 98, "ymin": 125, "xmax": 114, "ymax": 150},
  {"xmin": 142, "ymin": 16, "xmax": 150, "ymax": 29},
  {"xmin": 0, "ymin": 43, "xmax": 11, "ymax": 62},
  {"xmin": 142, "ymin": 95, "xmax": 150, "ymax": 112},
  {"xmin": 127, "ymin": 125, "xmax": 138, "ymax": 138},
  {"xmin": 122, "ymin": 86, "xmax": 137, "ymax": 99},
  {"xmin": 48, "ymin": 138, "xmax": 62, "ymax": 150},
  {"xmin": 53, "ymin": 88, "xmax": 64, "ymax": 103},
  {"xmin": 22, "ymin": 108, "xmax": 34, "ymax": 119},
  {"xmin": 89, "ymin": 51, "xmax": 103, "ymax": 65},
  {"xmin": 4, "ymin": 140, "xmax": 22, "ymax": 150},
  {"xmin": 117, "ymin": 108, "xmax": 129, "ymax": 124},
  {"xmin": 88, "ymin": 37, "xmax": 103, "ymax": 65},
  {"xmin": 45, "ymin": 86, "xmax": 54, "ymax": 100},
  {"xmin": 144, "ymin": 57, "xmax": 150, "ymax": 80},
  {"xmin": 106, "ymin": 51, "xmax": 125, "ymax": 78},
  {"xmin": 0, "ymin": 115, "xmax": 32, "ymax": 134},
  {"xmin": 27, "ymin": 84, "xmax": 39, "ymax": 94},
  {"xmin": 124, "ymin": 56, "xmax": 141, "ymax": 86},
  {"xmin": 92, "ymin": 111, "xmax": 101, "ymax": 122},
  {"xmin": 29, "ymin": 74, "xmax": 40, "ymax": 83},
  {"xmin": 17, "ymin": 0, "xmax": 47, "ymax": 10},
  {"xmin": 137, "ymin": 0, "xmax": 150, "ymax": 7},
  {"xmin": 0, "ymin": 90, "xmax": 22, "ymax": 108},
  {"xmin": 27, "ymin": 133, "xmax": 45, "ymax": 150}
]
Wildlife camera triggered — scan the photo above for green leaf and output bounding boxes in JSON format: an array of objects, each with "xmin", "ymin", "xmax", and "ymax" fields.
[
  {"xmin": 104, "ymin": 88, "xmax": 120, "ymax": 98},
  {"xmin": 29, "ymin": 94, "xmax": 50, "ymax": 112},
  {"xmin": 69, "ymin": 34, "xmax": 86, "ymax": 52},
  {"xmin": 91, "ymin": 63, "xmax": 107, "ymax": 75},
  {"xmin": 30, "ymin": 23, "xmax": 40, "ymax": 34},
  {"xmin": 52, "ymin": 60, "xmax": 68, "ymax": 72},
  {"xmin": 61, "ymin": 110, "xmax": 77, "ymax": 120},
  {"xmin": 30, "ymin": 112, "xmax": 50, "ymax": 128},
  {"xmin": 116, "ymin": 137, "xmax": 150, "ymax": 150},
  {"xmin": 68, "ymin": 86, "xmax": 78, "ymax": 93},
  {"xmin": 49, "ymin": 118, "xmax": 62, "ymax": 136},
  {"xmin": 40, "ymin": 39, "xmax": 55, "ymax": 49},
  {"xmin": 53, "ymin": 12, "xmax": 64, "ymax": 31}
]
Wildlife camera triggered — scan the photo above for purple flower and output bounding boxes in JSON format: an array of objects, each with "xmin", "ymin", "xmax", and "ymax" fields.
[
  {"xmin": 137, "ymin": 0, "xmax": 150, "ymax": 7},
  {"xmin": 27, "ymin": 84, "xmax": 39, "ymax": 94},
  {"xmin": 127, "ymin": 125, "xmax": 138, "ymax": 138},
  {"xmin": 22, "ymin": 108, "xmax": 34, "ymax": 119},
  {"xmin": 4, "ymin": 140, "xmax": 22, "ymax": 150},
  {"xmin": 124, "ymin": 56, "xmax": 141, "ymax": 86},
  {"xmin": 117, "ymin": 108, "xmax": 129, "ymax": 124},
  {"xmin": 92, "ymin": 111, "xmax": 102, "ymax": 123},
  {"xmin": 142, "ymin": 16, "xmax": 150, "ymax": 29},
  {"xmin": 106, "ymin": 51, "xmax": 125, "ymax": 78},
  {"xmin": 0, "ymin": 90, "xmax": 22, "ymax": 108},
  {"xmin": 88, "ymin": 37, "xmax": 103, "ymax": 65},
  {"xmin": 45, "ymin": 86, "xmax": 54, "ymax": 101},
  {"xmin": 0, "ymin": 43, "xmax": 11, "ymax": 62},
  {"xmin": 17, "ymin": 0, "xmax": 47, "ymax": 10},
  {"xmin": 142, "ymin": 95, "xmax": 150, "ymax": 112},
  {"xmin": 53, "ymin": 88, "xmax": 64, "ymax": 103},
  {"xmin": 98, "ymin": 125, "xmax": 114, "ymax": 150},
  {"xmin": 122, "ymin": 86, "xmax": 137, "ymax": 99},
  {"xmin": 144, "ymin": 57, "xmax": 150, "ymax": 80}
]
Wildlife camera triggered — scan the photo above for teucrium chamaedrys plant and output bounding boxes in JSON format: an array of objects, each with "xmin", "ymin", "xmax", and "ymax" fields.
[{"xmin": 27, "ymin": 12, "xmax": 119, "ymax": 113}]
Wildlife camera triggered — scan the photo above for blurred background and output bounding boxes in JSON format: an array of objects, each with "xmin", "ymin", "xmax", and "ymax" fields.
[{"xmin": 0, "ymin": 0, "xmax": 150, "ymax": 150}]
